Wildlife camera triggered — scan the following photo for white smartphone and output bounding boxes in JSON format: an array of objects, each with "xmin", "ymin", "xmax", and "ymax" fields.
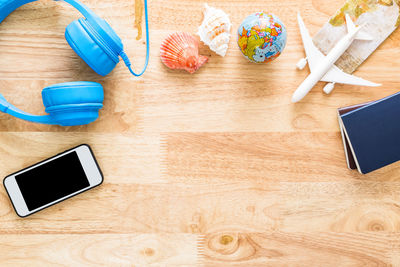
[{"xmin": 3, "ymin": 144, "xmax": 103, "ymax": 217}]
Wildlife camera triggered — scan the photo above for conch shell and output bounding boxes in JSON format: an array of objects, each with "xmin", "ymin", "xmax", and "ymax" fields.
[
  {"xmin": 160, "ymin": 32, "xmax": 208, "ymax": 73},
  {"xmin": 197, "ymin": 4, "xmax": 231, "ymax": 57}
]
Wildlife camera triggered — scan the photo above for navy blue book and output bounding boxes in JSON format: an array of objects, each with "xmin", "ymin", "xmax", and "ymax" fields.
[{"xmin": 338, "ymin": 92, "xmax": 400, "ymax": 174}]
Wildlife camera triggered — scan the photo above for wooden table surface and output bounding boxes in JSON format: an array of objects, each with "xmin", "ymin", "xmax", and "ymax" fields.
[{"xmin": 1, "ymin": 0, "xmax": 400, "ymax": 266}]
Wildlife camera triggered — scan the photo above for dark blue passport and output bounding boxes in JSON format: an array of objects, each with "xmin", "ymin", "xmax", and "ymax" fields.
[{"xmin": 338, "ymin": 92, "xmax": 400, "ymax": 174}]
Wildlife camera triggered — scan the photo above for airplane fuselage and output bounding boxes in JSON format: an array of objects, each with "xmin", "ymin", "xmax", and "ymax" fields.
[{"xmin": 292, "ymin": 29, "xmax": 360, "ymax": 102}]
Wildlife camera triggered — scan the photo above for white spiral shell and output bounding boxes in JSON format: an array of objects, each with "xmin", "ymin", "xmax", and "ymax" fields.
[{"xmin": 197, "ymin": 4, "xmax": 231, "ymax": 57}]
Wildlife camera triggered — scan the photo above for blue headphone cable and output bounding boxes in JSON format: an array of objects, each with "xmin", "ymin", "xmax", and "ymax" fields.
[{"xmin": 120, "ymin": 0, "xmax": 150, "ymax": 77}]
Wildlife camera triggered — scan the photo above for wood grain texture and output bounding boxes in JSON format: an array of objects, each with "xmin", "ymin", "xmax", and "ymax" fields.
[
  {"xmin": 0, "ymin": 234, "xmax": 199, "ymax": 266},
  {"xmin": 202, "ymin": 232, "xmax": 400, "ymax": 266},
  {"xmin": 0, "ymin": 0, "xmax": 399, "ymax": 266}
]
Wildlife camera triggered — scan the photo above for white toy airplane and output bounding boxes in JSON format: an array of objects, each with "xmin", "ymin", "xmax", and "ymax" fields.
[{"xmin": 292, "ymin": 13, "xmax": 381, "ymax": 103}]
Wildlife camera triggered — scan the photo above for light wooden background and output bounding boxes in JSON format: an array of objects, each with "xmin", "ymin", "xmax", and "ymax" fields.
[{"xmin": 0, "ymin": 0, "xmax": 400, "ymax": 266}]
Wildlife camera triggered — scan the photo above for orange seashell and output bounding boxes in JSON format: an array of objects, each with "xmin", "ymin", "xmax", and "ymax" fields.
[{"xmin": 160, "ymin": 32, "xmax": 208, "ymax": 74}]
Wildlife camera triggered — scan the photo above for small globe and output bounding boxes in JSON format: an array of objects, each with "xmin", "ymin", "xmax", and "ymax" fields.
[{"xmin": 237, "ymin": 12, "xmax": 287, "ymax": 63}]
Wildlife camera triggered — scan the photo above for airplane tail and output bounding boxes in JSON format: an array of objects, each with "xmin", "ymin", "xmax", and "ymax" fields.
[{"xmin": 345, "ymin": 13, "xmax": 373, "ymax": 41}]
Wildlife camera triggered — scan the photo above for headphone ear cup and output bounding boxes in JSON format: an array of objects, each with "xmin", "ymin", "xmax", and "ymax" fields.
[
  {"xmin": 42, "ymin": 81, "xmax": 104, "ymax": 126},
  {"xmin": 65, "ymin": 19, "xmax": 119, "ymax": 76}
]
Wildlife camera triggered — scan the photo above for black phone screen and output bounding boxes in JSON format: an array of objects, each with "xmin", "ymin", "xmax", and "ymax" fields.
[{"xmin": 15, "ymin": 151, "xmax": 90, "ymax": 211}]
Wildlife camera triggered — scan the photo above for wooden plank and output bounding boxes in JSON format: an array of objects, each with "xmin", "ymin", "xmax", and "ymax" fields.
[
  {"xmin": 164, "ymin": 132, "xmax": 400, "ymax": 182},
  {"xmin": 0, "ymin": 234, "xmax": 199, "ymax": 266},
  {"xmin": 202, "ymin": 232, "xmax": 400, "ymax": 266},
  {"xmin": 2, "ymin": 181, "xmax": 400, "ymax": 233}
]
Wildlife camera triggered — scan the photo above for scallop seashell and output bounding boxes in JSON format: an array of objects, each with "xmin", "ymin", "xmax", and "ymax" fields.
[
  {"xmin": 160, "ymin": 32, "xmax": 208, "ymax": 74},
  {"xmin": 197, "ymin": 4, "xmax": 231, "ymax": 57}
]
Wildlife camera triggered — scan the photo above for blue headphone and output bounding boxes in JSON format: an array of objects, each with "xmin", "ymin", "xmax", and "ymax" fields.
[{"xmin": 0, "ymin": 0, "xmax": 150, "ymax": 126}]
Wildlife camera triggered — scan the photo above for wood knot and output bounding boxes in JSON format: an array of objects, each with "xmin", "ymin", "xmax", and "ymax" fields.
[
  {"xmin": 332, "ymin": 204, "xmax": 400, "ymax": 231},
  {"xmin": 205, "ymin": 233, "xmax": 242, "ymax": 257},
  {"xmin": 142, "ymin": 248, "xmax": 155, "ymax": 257},
  {"xmin": 368, "ymin": 221, "xmax": 385, "ymax": 231},
  {"xmin": 220, "ymin": 235, "xmax": 234, "ymax": 245},
  {"xmin": 204, "ymin": 233, "xmax": 282, "ymax": 261}
]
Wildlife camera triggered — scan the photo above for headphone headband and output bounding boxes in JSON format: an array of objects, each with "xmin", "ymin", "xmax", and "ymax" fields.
[
  {"xmin": 0, "ymin": 93, "xmax": 54, "ymax": 124},
  {"xmin": 0, "ymin": 0, "xmax": 34, "ymax": 23},
  {"xmin": 0, "ymin": 0, "xmax": 94, "ymax": 23},
  {"xmin": 58, "ymin": 0, "xmax": 97, "ymax": 20}
]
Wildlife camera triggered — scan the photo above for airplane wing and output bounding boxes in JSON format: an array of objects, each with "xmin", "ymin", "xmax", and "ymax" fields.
[
  {"xmin": 298, "ymin": 13, "xmax": 380, "ymax": 87},
  {"xmin": 321, "ymin": 65, "xmax": 381, "ymax": 86},
  {"xmin": 297, "ymin": 13, "xmax": 325, "ymax": 72}
]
